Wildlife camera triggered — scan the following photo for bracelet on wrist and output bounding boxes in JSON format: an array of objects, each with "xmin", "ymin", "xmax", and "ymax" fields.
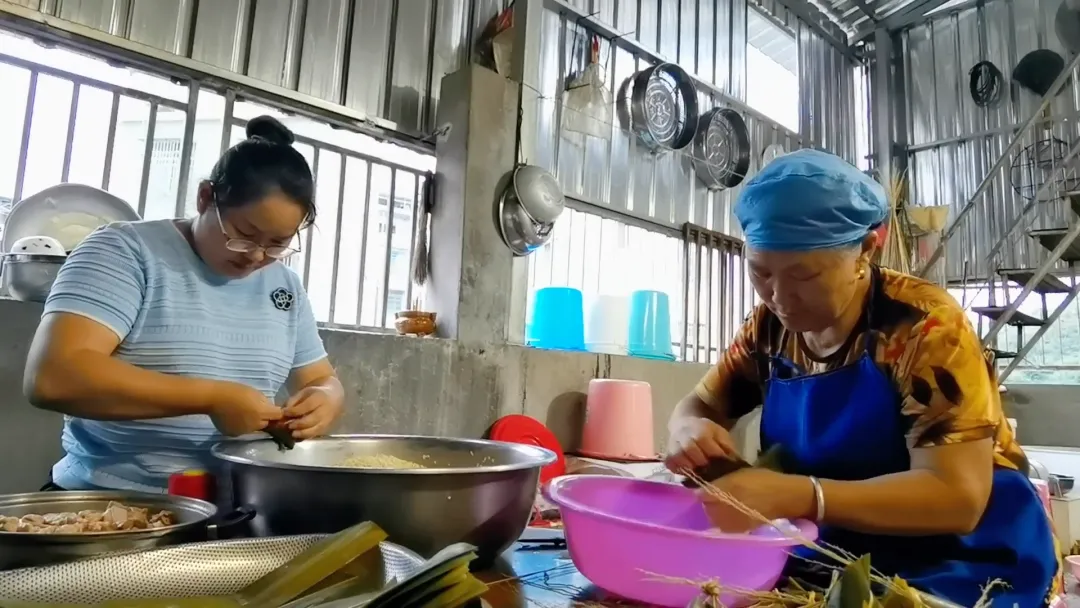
[{"xmin": 808, "ymin": 476, "xmax": 826, "ymax": 524}]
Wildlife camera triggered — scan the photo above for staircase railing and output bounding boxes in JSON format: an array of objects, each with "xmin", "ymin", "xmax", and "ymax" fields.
[
  {"xmin": 918, "ymin": 51, "xmax": 1080, "ymax": 279},
  {"xmin": 914, "ymin": 52, "xmax": 1080, "ymax": 382}
]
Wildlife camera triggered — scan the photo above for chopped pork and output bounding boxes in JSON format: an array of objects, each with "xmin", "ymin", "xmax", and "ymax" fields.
[{"xmin": 0, "ymin": 501, "xmax": 175, "ymax": 534}]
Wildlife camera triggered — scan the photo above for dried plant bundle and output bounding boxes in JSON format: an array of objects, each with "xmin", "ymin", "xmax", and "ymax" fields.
[{"xmin": 877, "ymin": 170, "xmax": 913, "ymax": 274}]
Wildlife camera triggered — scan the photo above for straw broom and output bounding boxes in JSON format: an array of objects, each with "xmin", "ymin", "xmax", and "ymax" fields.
[{"xmin": 875, "ymin": 170, "xmax": 913, "ymax": 274}]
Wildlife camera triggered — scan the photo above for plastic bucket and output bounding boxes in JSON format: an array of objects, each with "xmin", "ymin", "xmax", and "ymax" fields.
[
  {"xmin": 527, "ymin": 287, "xmax": 586, "ymax": 351},
  {"xmin": 585, "ymin": 295, "xmax": 629, "ymax": 355},
  {"xmin": 628, "ymin": 290, "xmax": 674, "ymax": 360},
  {"xmin": 580, "ymin": 379, "xmax": 655, "ymax": 460}
]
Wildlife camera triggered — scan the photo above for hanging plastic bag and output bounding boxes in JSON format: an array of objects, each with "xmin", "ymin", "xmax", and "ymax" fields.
[{"xmin": 561, "ymin": 36, "xmax": 612, "ymax": 141}]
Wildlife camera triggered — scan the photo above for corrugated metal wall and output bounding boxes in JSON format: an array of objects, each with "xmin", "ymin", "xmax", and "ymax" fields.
[
  {"xmin": 756, "ymin": 0, "xmax": 859, "ymax": 161},
  {"xmin": 529, "ymin": 1, "xmax": 860, "ymax": 236},
  {"xmin": 11, "ymin": 0, "xmax": 861, "ymax": 238},
  {"xmin": 903, "ymin": 0, "xmax": 1080, "ymax": 281},
  {"xmin": 7, "ymin": 0, "xmax": 513, "ymax": 135}
]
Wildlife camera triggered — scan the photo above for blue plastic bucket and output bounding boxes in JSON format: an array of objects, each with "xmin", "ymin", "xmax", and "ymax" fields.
[
  {"xmin": 527, "ymin": 287, "xmax": 586, "ymax": 351},
  {"xmin": 627, "ymin": 290, "xmax": 674, "ymax": 359}
]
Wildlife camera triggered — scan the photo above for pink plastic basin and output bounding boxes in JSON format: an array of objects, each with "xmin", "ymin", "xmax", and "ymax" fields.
[{"xmin": 543, "ymin": 475, "xmax": 817, "ymax": 607}]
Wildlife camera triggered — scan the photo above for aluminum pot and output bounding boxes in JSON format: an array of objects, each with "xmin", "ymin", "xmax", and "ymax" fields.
[
  {"xmin": 0, "ymin": 253, "xmax": 64, "ymax": 303},
  {"xmin": 510, "ymin": 164, "xmax": 564, "ymax": 225},
  {"xmin": 0, "ymin": 491, "xmax": 253, "ymax": 570},
  {"xmin": 212, "ymin": 435, "xmax": 556, "ymax": 561}
]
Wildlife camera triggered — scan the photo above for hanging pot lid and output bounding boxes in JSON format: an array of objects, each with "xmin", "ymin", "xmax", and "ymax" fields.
[
  {"xmin": 1057, "ymin": 0, "xmax": 1080, "ymax": 55},
  {"xmin": 614, "ymin": 75, "xmax": 634, "ymax": 132},
  {"xmin": 512, "ymin": 164, "xmax": 565, "ymax": 224},
  {"xmin": 762, "ymin": 143, "xmax": 787, "ymax": 166},
  {"xmin": 618, "ymin": 63, "xmax": 699, "ymax": 153},
  {"xmin": 1012, "ymin": 49, "xmax": 1066, "ymax": 97},
  {"xmin": 496, "ymin": 187, "xmax": 552, "ymax": 257},
  {"xmin": 692, "ymin": 107, "xmax": 752, "ymax": 190}
]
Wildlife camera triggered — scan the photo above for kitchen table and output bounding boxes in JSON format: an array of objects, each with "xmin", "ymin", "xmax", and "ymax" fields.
[
  {"xmin": 476, "ymin": 544, "xmax": 1080, "ymax": 607},
  {"xmin": 478, "ymin": 541, "xmax": 642, "ymax": 607}
]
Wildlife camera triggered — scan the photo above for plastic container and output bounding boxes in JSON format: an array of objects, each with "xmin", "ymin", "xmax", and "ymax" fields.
[
  {"xmin": 1066, "ymin": 554, "xmax": 1080, "ymax": 583},
  {"xmin": 543, "ymin": 476, "xmax": 816, "ymax": 607},
  {"xmin": 585, "ymin": 295, "xmax": 629, "ymax": 355},
  {"xmin": 488, "ymin": 414, "xmax": 566, "ymax": 484},
  {"xmin": 627, "ymin": 290, "xmax": 674, "ymax": 360},
  {"xmin": 1031, "ymin": 478, "xmax": 1051, "ymax": 516},
  {"xmin": 527, "ymin": 287, "xmax": 586, "ymax": 351},
  {"xmin": 580, "ymin": 379, "xmax": 656, "ymax": 461},
  {"xmin": 167, "ymin": 470, "xmax": 215, "ymax": 502}
]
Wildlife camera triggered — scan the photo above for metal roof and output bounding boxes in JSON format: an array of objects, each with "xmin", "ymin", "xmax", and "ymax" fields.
[
  {"xmin": 748, "ymin": 8, "xmax": 799, "ymax": 73},
  {"xmin": 812, "ymin": 0, "xmax": 970, "ymax": 39}
]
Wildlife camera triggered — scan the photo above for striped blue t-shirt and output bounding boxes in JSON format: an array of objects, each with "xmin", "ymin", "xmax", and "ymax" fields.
[{"xmin": 41, "ymin": 219, "xmax": 327, "ymax": 493}]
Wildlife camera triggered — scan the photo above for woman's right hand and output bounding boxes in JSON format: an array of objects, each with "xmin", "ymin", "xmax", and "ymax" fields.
[
  {"xmin": 206, "ymin": 382, "xmax": 284, "ymax": 436},
  {"xmin": 664, "ymin": 416, "xmax": 738, "ymax": 472}
]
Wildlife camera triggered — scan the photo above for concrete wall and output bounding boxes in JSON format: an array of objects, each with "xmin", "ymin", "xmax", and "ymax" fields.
[
  {"xmin": 4, "ymin": 288, "xmax": 1074, "ymax": 494},
  {"xmin": 0, "ymin": 299, "xmax": 712, "ymax": 493},
  {"xmin": 1003, "ymin": 385, "xmax": 1080, "ymax": 448}
]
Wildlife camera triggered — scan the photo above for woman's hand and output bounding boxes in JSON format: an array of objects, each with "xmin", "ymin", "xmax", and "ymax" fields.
[
  {"xmin": 283, "ymin": 386, "xmax": 342, "ymax": 440},
  {"xmin": 207, "ymin": 382, "xmax": 283, "ymax": 436},
  {"xmin": 665, "ymin": 416, "xmax": 738, "ymax": 472},
  {"xmin": 697, "ymin": 468, "xmax": 814, "ymax": 533}
]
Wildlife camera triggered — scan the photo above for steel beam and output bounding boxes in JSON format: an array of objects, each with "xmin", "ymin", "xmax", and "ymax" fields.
[
  {"xmin": 853, "ymin": 0, "xmax": 956, "ymax": 44},
  {"xmin": 764, "ymin": 0, "xmax": 858, "ymax": 61},
  {"xmin": 850, "ymin": 0, "xmax": 879, "ymax": 23}
]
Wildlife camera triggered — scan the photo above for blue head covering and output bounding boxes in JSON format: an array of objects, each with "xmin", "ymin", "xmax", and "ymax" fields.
[{"xmin": 734, "ymin": 149, "xmax": 887, "ymax": 251}]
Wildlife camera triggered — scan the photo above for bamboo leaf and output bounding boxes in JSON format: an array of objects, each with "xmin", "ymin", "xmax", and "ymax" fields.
[
  {"xmin": 879, "ymin": 577, "xmax": 924, "ymax": 608},
  {"xmin": 825, "ymin": 555, "xmax": 874, "ymax": 608},
  {"xmin": 754, "ymin": 444, "xmax": 786, "ymax": 472}
]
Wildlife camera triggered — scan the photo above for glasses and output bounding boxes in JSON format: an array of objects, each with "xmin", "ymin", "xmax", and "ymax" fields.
[{"xmin": 214, "ymin": 205, "xmax": 300, "ymax": 259}]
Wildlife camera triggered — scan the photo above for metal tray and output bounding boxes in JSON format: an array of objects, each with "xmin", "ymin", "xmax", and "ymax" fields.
[{"xmin": 0, "ymin": 535, "xmax": 424, "ymax": 604}]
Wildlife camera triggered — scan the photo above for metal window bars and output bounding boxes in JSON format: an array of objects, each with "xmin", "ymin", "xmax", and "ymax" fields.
[
  {"xmin": 680, "ymin": 223, "xmax": 753, "ymax": 365},
  {"xmin": 918, "ymin": 51, "xmax": 1080, "ymax": 382},
  {"xmin": 523, "ymin": 212, "xmax": 754, "ymax": 363},
  {"xmin": 0, "ymin": 41, "xmax": 432, "ymax": 332}
]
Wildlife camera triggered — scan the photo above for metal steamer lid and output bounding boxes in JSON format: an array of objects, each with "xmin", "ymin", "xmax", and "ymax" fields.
[
  {"xmin": 626, "ymin": 63, "xmax": 698, "ymax": 153},
  {"xmin": 694, "ymin": 107, "xmax": 751, "ymax": 190}
]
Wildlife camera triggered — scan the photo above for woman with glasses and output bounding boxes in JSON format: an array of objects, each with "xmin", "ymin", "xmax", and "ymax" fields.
[{"xmin": 23, "ymin": 116, "xmax": 344, "ymax": 493}]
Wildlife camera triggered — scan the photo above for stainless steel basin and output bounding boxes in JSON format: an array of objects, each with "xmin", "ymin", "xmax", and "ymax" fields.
[{"xmin": 212, "ymin": 434, "xmax": 555, "ymax": 561}]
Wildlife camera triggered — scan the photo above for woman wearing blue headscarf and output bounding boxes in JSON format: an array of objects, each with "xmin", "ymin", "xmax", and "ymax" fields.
[{"xmin": 664, "ymin": 149, "xmax": 1060, "ymax": 606}]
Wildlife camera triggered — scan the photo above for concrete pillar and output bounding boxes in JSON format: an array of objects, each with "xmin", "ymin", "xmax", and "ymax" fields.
[{"xmin": 427, "ymin": 65, "xmax": 520, "ymax": 344}]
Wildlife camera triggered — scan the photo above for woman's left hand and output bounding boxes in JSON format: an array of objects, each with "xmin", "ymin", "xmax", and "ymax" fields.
[
  {"xmin": 282, "ymin": 386, "xmax": 343, "ymax": 440},
  {"xmin": 697, "ymin": 468, "xmax": 815, "ymax": 533}
]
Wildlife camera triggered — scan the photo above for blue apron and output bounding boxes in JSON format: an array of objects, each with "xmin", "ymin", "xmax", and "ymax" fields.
[{"xmin": 759, "ymin": 295, "xmax": 1058, "ymax": 607}]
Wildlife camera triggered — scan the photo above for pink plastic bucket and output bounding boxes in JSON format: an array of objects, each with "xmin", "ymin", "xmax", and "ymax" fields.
[
  {"xmin": 544, "ymin": 475, "xmax": 817, "ymax": 607},
  {"xmin": 579, "ymin": 379, "xmax": 656, "ymax": 460}
]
